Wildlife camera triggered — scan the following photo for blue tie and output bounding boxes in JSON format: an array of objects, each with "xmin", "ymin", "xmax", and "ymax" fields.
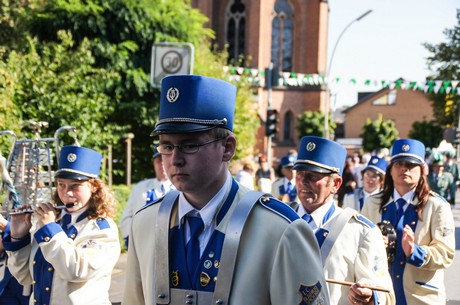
[
  {"xmin": 302, "ymin": 213, "xmax": 314, "ymax": 225},
  {"xmin": 61, "ymin": 214, "xmax": 72, "ymax": 231},
  {"xmin": 395, "ymin": 198, "xmax": 406, "ymax": 229},
  {"xmin": 185, "ymin": 215, "xmax": 204, "ymax": 275}
]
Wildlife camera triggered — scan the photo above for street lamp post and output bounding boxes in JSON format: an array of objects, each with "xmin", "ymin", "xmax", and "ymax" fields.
[{"xmin": 324, "ymin": 9, "xmax": 373, "ymax": 139}]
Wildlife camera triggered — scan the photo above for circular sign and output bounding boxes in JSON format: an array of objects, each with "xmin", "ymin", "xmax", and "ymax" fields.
[{"xmin": 161, "ymin": 50, "xmax": 183, "ymax": 74}]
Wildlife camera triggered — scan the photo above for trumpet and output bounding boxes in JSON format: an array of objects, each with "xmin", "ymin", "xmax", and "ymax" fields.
[{"xmin": 0, "ymin": 123, "xmax": 79, "ymax": 216}]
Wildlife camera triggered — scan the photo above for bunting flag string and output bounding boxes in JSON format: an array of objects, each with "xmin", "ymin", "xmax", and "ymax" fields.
[{"xmin": 224, "ymin": 66, "xmax": 459, "ymax": 95}]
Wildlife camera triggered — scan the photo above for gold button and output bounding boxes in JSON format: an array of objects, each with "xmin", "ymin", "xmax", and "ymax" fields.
[
  {"xmin": 48, "ymin": 267, "xmax": 53, "ymax": 271},
  {"xmin": 32, "ymin": 280, "xmax": 36, "ymax": 284},
  {"xmin": 214, "ymin": 277, "xmax": 218, "ymax": 283},
  {"xmin": 70, "ymin": 234, "xmax": 76, "ymax": 238},
  {"xmin": 46, "ymin": 287, "xmax": 50, "ymax": 292},
  {"xmin": 33, "ymin": 261, "xmax": 36, "ymax": 265},
  {"xmin": 400, "ymin": 261, "xmax": 404, "ymax": 265},
  {"xmin": 44, "ymin": 236, "xmax": 50, "ymax": 242},
  {"xmin": 396, "ymin": 275, "xmax": 400, "ymax": 278},
  {"xmin": 33, "ymin": 300, "xmax": 37, "ymax": 304}
]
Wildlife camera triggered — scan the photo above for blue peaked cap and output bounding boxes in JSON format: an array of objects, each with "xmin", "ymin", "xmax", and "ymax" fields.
[
  {"xmin": 292, "ymin": 136, "xmax": 347, "ymax": 175},
  {"xmin": 390, "ymin": 139, "xmax": 425, "ymax": 165},
  {"xmin": 281, "ymin": 154, "xmax": 297, "ymax": 168},
  {"xmin": 151, "ymin": 75, "xmax": 237, "ymax": 136},
  {"xmin": 55, "ymin": 146, "xmax": 102, "ymax": 180},
  {"xmin": 365, "ymin": 156, "xmax": 388, "ymax": 175}
]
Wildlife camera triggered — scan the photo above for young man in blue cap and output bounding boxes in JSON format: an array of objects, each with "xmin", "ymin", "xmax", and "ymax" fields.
[
  {"xmin": 271, "ymin": 153, "xmax": 297, "ymax": 202},
  {"xmin": 293, "ymin": 136, "xmax": 394, "ymax": 305},
  {"xmin": 119, "ymin": 147, "xmax": 173, "ymax": 248},
  {"xmin": 362, "ymin": 139, "xmax": 455, "ymax": 305},
  {"xmin": 342, "ymin": 156, "xmax": 388, "ymax": 212},
  {"xmin": 3, "ymin": 145, "xmax": 120, "ymax": 305},
  {"xmin": 123, "ymin": 75, "xmax": 329, "ymax": 305}
]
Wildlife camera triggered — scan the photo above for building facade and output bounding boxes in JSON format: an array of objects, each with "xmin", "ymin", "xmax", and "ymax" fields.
[
  {"xmin": 343, "ymin": 88, "xmax": 435, "ymax": 139},
  {"xmin": 191, "ymin": 0, "xmax": 329, "ymax": 160}
]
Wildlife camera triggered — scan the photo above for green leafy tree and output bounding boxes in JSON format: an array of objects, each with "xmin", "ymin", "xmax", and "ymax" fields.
[
  {"xmin": 296, "ymin": 110, "xmax": 336, "ymax": 139},
  {"xmin": 409, "ymin": 120, "xmax": 444, "ymax": 149},
  {"xmin": 0, "ymin": 0, "xmax": 257, "ymax": 183},
  {"xmin": 423, "ymin": 10, "xmax": 460, "ymax": 126},
  {"xmin": 361, "ymin": 116, "xmax": 399, "ymax": 152}
]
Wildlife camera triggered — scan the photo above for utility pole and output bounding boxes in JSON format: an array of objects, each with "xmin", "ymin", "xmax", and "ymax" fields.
[{"xmin": 124, "ymin": 133, "xmax": 135, "ymax": 186}]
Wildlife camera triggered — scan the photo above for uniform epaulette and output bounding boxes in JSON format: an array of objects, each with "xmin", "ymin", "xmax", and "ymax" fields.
[
  {"xmin": 258, "ymin": 196, "xmax": 299, "ymax": 222},
  {"xmin": 136, "ymin": 195, "xmax": 164, "ymax": 215},
  {"xmin": 430, "ymin": 190, "xmax": 449, "ymax": 203},
  {"xmin": 96, "ymin": 218, "xmax": 111, "ymax": 230},
  {"xmin": 352, "ymin": 213, "xmax": 375, "ymax": 228}
]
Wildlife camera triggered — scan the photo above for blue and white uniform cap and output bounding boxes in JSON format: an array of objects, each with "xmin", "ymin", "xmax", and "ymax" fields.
[
  {"xmin": 390, "ymin": 139, "xmax": 425, "ymax": 165},
  {"xmin": 55, "ymin": 146, "xmax": 102, "ymax": 181},
  {"xmin": 292, "ymin": 136, "xmax": 347, "ymax": 176},
  {"xmin": 365, "ymin": 156, "xmax": 388, "ymax": 175},
  {"xmin": 151, "ymin": 75, "xmax": 237, "ymax": 136}
]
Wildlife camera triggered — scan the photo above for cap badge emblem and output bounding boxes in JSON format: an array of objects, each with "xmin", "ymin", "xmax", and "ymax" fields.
[
  {"xmin": 372, "ymin": 158, "xmax": 378, "ymax": 164},
  {"xmin": 67, "ymin": 153, "xmax": 77, "ymax": 163},
  {"xmin": 402, "ymin": 145, "xmax": 410, "ymax": 152},
  {"xmin": 166, "ymin": 87, "xmax": 179, "ymax": 103},
  {"xmin": 306, "ymin": 142, "xmax": 316, "ymax": 152}
]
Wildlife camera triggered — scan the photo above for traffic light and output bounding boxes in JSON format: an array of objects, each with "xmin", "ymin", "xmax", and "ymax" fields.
[
  {"xmin": 443, "ymin": 127, "xmax": 460, "ymax": 144},
  {"xmin": 266, "ymin": 109, "xmax": 279, "ymax": 137}
]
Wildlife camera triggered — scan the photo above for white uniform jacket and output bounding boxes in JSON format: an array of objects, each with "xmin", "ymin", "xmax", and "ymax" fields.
[
  {"xmin": 119, "ymin": 178, "xmax": 173, "ymax": 239},
  {"xmin": 361, "ymin": 193, "xmax": 455, "ymax": 305},
  {"xmin": 123, "ymin": 181, "xmax": 330, "ymax": 305},
  {"xmin": 315, "ymin": 206, "xmax": 395, "ymax": 305},
  {"xmin": 342, "ymin": 188, "xmax": 364, "ymax": 212},
  {"xmin": 3, "ymin": 211, "xmax": 120, "ymax": 305}
]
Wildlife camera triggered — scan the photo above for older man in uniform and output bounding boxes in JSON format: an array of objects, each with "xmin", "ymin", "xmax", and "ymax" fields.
[
  {"xmin": 293, "ymin": 136, "xmax": 394, "ymax": 305},
  {"xmin": 122, "ymin": 75, "xmax": 329, "ymax": 305}
]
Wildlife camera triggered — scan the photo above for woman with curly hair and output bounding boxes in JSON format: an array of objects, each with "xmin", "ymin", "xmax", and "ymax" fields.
[
  {"xmin": 361, "ymin": 139, "xmax": 455, "ymax": 305},
  {"xmin": 3, "ymin": 145, "xmax": 120, "ymax": 305}
]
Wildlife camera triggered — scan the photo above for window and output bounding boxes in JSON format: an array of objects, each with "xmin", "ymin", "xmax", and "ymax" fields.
[
  {"xmin": 371, "ymin": 90, "xmax": 397, "ymax": 105},
  {"xmin": 226, "ymin": 0, "xmax": 246, "ymax": 64},
  {"xmin": 283, "ymin": 111, "xmax": 294, "ymax": 141},
  {"xmin": 271, "ymin": 0, "xmax": 294, "ymax": 72}
]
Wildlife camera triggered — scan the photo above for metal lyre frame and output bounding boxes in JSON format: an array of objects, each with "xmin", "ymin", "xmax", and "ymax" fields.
[{"xmin": 0, "ymin": 123, "xmax": 79, "ymax": 216}]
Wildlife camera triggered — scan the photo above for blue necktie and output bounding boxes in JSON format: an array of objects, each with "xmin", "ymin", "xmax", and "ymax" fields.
[
  {"xmin": 302, "ymin": 213, "xmax": 315, "ymax": 227},
  {"xmin": 395, "ymin": 198, "xmax": 406, "ymax": 230},
  {"xmin": 61, "ymin": 214, "xmax": 72, "ymax": 232},
  {"xmin": 185, "ymin": 215, "xmax": 204, "ymax": 275},
  {"xmin": 359, "ymin": 197, "xmax": 364, "ymax": 210}
]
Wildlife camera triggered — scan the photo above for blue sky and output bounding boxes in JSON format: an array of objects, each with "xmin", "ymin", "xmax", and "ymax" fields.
[{"xmin": 327, "ymin": 0, "xmax": 459, "ymax": 109}]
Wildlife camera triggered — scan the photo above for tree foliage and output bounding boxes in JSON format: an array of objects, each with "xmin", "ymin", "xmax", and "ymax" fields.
[
  {"xmin": 296, "ymin": 110, "xmax": 336, "ymax": 139},
  {"xmin": 361, "ymin": 116, "xmax": 399, "ymax": 152},
  {"xmin": 423, "ymin": 9, "xmax": 460, "ymax": 126},
  {"xmin": 0, "ymin": 0, "xmax": 258, "ymax": 183},
  {"xmin": 408, "ymin": 120, "xmax": 443, "ymax": 149}
]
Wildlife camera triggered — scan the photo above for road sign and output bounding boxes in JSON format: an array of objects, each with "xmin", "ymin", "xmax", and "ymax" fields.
[{"xmin": 150, "ymin": 42, "xmax": 194, "ymax": 88}]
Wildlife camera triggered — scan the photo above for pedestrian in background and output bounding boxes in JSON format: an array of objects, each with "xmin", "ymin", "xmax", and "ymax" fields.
[
  {"xmin": 342, "ymin": 156, "xmax": 388, "ymax": 212},
  {"xmin": 255, "ymin": 154, "xmax": 276, "ymax": 193},
  {"xmin": 293, "ymin": 136, "xmax": 394, "ymax": 305},
  {"xmin": 428, "ymin": 158, "xmax": 456, "ymax": 206},
  {"xmin": 3, "ymin": 146, "xmax": 120, "ymax": 305},
  {"xmin": 271, "ymin": 153, "xmax": 297, "ymax": 202},
  {"xmin": 235, "ymin": 161, "xmax": 255, "ymax": 190},
  {"xmin": 361, "ymin": 139, "xmax": 455, "ymax": 305},
  {"xmin": 119, "ymin": 147, "xmax": 173, "ymax": 247},
  {"xmin": 122, "ymin": 75, "xmax": 329, "ymax": 305}
]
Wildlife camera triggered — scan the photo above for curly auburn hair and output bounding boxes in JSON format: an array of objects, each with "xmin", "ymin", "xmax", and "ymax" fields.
[{"xmin": 53, "ymin": 179, "xmax": 116, "ymax": 219}]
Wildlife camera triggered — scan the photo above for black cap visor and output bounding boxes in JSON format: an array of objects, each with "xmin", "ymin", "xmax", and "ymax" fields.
[
  {"xmin": 391, "ymin": 155, "xmax": 424, "ymax": 165},
  {"xmin": 55, "ymin": 171, "xmax": 91, "ymax": 181},
  {"xmin": 292, "ymin": 163, "xmax": 335, "ymax": 174},
  {"xmin": 150, "ymin": 122, "xmax": 218, "ymax": 137}
]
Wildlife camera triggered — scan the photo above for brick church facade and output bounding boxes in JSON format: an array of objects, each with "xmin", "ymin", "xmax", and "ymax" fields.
[{"xmin": 191, "ymin": 0, "xmax": 329, "ymax": 161}]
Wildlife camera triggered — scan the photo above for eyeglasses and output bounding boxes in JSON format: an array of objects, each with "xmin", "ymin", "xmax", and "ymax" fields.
[{"xmin": 156, "ymin": 137, "xmax": 226, "ymax": 155}]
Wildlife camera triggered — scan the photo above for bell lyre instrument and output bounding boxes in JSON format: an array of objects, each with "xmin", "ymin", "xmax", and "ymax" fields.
[{"xmin": 0, "ymin": 123, "xmax": 79, "ymax": 216}]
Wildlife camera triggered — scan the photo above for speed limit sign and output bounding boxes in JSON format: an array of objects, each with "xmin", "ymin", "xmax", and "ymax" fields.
[{"xmin": 150, "ymin": 42, "xmax": 194, "ymax": 88}]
